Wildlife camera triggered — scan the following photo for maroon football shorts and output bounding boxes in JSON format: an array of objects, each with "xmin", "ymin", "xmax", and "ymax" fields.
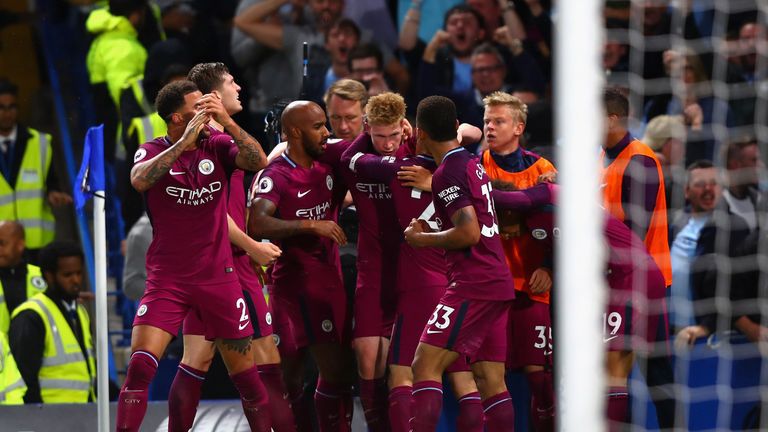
[
  {"xmin": 134, "ymin": 278, "xmax": 253, "ymax": 341},
  {"xmin": 419, "ymin": 291, "xmax": 512, "ymax": 364},
  {"xmin": 506, "ymin": 293, "xmax": 553, "ymax": 369},
  {"xmin": 388, "ymin": 283, "xmax": 445, "ymax": 367},
  {"xmin": 268, "ymin": 279, "xmax": 350, "ymax": 357},
  {"xmin": 184, "ymin": 283, "xmax": 273, "ymax": 339},
  {"xmin": 353, "ymin": 263, "xmax": 397, "ymax": 339},
  {"xmin": 605, "ymin": 259, "xmax": 666, "ymax": 353}
]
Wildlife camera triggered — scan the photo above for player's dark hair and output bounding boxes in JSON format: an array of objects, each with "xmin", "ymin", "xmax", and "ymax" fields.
[
  {"xmin": 187, "ymin": 62, "xmax": 230, "ymax": 95},
  {"xmin": 348, "ymin": 43, "xmax": 384, "ymax": 72},
  {"xmin": 604, "ymin": 87, "xmax": 629, "ymax": 118},
  {"xmin": 416, "ymin": 96, "xmax": 458, "ymax": 142},
  {"xmin": 155, "ymin": 80, "xmax": 198, "ymax": 121},
  {"xmin": 39, "ymin": 241, "xmax": 84, "ymax": 275},
  {"xmin": 443, "ymin": 4, "xmax": 486, "ymax": 31},
  {"xmin": 0, "ymin": 79, "xmax": 18, "ymax": 97},
  {"xmin": 109, "ymin": 0, "xmax": 147, "ymax": 18}
]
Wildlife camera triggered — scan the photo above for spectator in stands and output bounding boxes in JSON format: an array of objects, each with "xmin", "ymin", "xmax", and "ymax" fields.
[
  {"xmin": 0, "ymin": 80, "xmax": 72, "ymax": 261},
  {"xmin": 466, "ymin": 0, "xmax": 503, "ymax": 40},
  {"xmin": 668, "ymin": 161, "xmax": 721, "ymax": 333},
  {"xmin": 731, "ymin": 21, "xmax": 764, "ymax": 84},
  {"xmin": 0, "ymin": 221, "xmax": 47, "ymax": 335},
  {"xmin": 724, "ymin": 21, "xmax": 767, "ymax": 127},
  {"xmin": 645, "ymin": 49, "xmax": 733, "ymax": 163},
  {"xmin": 603, "ymin": 37, "xmax": 630, "ymax": 87},
  {"xmin": 0, "ymin": 331, "xmax": 25, "ymax": 404},
  {"xmin": 642, "ymin": 115, "xmax": 688, "ymax": 212},
  {"xmin": 323, "ymin": 18, "xmax": 361, "ymax": 93},
  {"xmin": 348, "ymin": 43, "xmax": 394, "ymax": 97},
  {"xmin": 233, "ymin": 0, "xmax": 405, "ymax": 105},
  {"xmin": 417, "ymin": 5, "xmax": 486, "ymax": 98},
  {"xmin": 9, "ymin": 242, "xmax": 96, "ymax": 404},
  {"xmin": 719, "ymin": 139, "xmax": 765, "ymax": 232},
  {"xmin": 676, "ymin": 140, "xmax": 766, "ymax": 348},
  {"xmin": 86, "ymin": 0, "xmax": 148, "ymax": 163}
]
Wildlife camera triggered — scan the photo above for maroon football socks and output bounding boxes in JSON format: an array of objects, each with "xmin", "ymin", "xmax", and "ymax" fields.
[
  {"xmin": 168, "ymin": 363, "xmax": 206, "ymax": 431},
  {"xmin": 388, "ymin": 385, "xmax": 413, "ymax": 432},
  {"xmin": 116, "ymin": 351, "xmax": 158, "ymax": 432},
  {"xmin": 255, "ymin": 363, "xmax": 296, "ymax": 431},
  {"xmin": 482, "ymin": 391, "xmax": 515, "ymax": 432},
  {"xmin": 410, "ymin": 381, "xmax": 443, "ymax": 431},
  {"xmin": 456, "ymin": 391, "xmax": 484, "ymax": 432},
  {"xmin": 528, "ymin": 370, "xmax": 555, "ymax": 432},
  {"xmin": 231, "ymin": 366, "xmax": 272, "ymax": 432},
  {"xmin": 606, "ymin": 386, "xmax": 629, "ymax": 431}
]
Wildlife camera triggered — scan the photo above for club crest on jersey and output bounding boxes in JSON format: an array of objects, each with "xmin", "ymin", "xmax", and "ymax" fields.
[
  {"xmin": 321, "ymin": 319, "xmax": 334, "ymax": 333},
  {"xmin": 198, "ymin": 159, "xmax": 214, "ymax": 175},
  {"xmin": 30, "ymin": 276, "xmax": 47, "ymax": 289},
  {"xmin": 258, "ymin": 177, "xmax": 274, "ymax": 194},
  {"xmin": 532, "ymin": 229, "xmax": 548, "ymax": 240},
  {"xmin": 475, "ymin": 163, "xmax": 486, "ymax": 180},
  {"xmin": 134, "ymin": 148, "xmax": 147, "ymax": 163},
  {"xmin": 137, "ymin": 304, "xmax": 148, "ymax": 317},
  {"xmin": 326, "ymin": 175, "xmax": 333, "ymax": 190},
  {"xmin": 265, "ymin": 312, "xmax": 272, "ymax": 325}
]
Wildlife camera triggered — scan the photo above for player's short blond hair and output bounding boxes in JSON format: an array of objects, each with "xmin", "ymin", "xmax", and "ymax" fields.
[
  {"xmin": 483, "ymin": 91, "xmax": 528, "ymax": 124},
  {"xmin": 324, "ymin": 79, "xmax": 368, "ymax": 109},
  {"xmin": 365, "ymin": 92, "xmax": 406, "ymax": 126}
]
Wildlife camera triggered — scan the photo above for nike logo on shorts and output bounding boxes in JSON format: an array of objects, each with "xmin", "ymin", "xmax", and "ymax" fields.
[
  {"xmin": 426, "ymin": 328, "xmax": 443, "ymax": 334},
  {"xmin": 169, "ymin": 169, "xmax": 186, "ymax": 175},
  {"xmin": 297, "ymin": 189, "xmax": 311, "ymax": 198},
  {"xmin": 239, "ymin": 321, "xmax": 250, "ymax": 331},
  {"xmin": 603, "ymin": 335, "xmax": 618, "ymax": 343}
]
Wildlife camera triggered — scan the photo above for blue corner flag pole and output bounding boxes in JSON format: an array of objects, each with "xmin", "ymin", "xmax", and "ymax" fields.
[{"xmin": 74, "ymin": 124, "xmax": 109, "ymax": 432}]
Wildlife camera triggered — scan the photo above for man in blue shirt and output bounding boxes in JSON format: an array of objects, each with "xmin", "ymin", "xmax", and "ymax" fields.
[{"xmin": 668, "ymin": 160, "xmax": 721, "ymax": 333}]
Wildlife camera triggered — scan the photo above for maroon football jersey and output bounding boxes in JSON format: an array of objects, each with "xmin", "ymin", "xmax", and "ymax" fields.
[
  {"xmin": 432, "ymin": 147, "xmax": 515, "ymax": 300},
  {"xmin": 136, "ymin": 134, "xmax": 239, "ymax": 284}
]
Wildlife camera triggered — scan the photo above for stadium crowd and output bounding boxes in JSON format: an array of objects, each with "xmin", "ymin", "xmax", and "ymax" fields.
[{"xmin": 0, "ymin": 0, "xmax": 767, "ymax": 431}]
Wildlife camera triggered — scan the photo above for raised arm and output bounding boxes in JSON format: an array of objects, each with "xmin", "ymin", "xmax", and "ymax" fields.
[
  {"xmin": 198, "ymin": 93, "xmax": 267, "ymax": 171},
  {"xmin": 404, "ymin": 205, "xmax": 481, "ymax": 250},
  {"xmin": 131, "ymin": 110, "xmax": 208, "ymax": 192},
  {"xmin": 248, "ymin": 198, "xmax": 347, "ymax": 245},
  {"xmin": 398, "ymin": 0, "xmax": 423, "ymax": 51},
  {"xmin": 341, "ymin": 133, "xmax": 399, "ymax": 183},
  {"xmin": 232, "ymin": 0, "xmax": 288, "ymax": 50}
]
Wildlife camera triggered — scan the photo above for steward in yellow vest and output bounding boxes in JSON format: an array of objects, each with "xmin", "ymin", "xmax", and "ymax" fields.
[
  {"xmin": 0, "ymin": 80, "xmax": 73, "ymax": 257},
  {"xmin": 0, "ymin": 331, "xmax": 25, "ymax": 404},
  {"xmin": 9, "ymin": 242, "xmax": 95, "ymax": 403},
  {"xmin": 0, "ymin": 221, "xmax": 47, "ymax": 334}
]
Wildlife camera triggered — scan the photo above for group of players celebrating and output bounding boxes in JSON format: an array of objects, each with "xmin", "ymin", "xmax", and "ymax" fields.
[{"xmin": 114, "ymin": 62, "xmax": 668, "ymax": 432}]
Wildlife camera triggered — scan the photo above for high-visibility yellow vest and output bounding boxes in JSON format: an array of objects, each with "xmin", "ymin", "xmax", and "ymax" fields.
[
  {"xmin": 128, "ymin": 112, "xmax": 167, "ymax": 145},
  {"xmin": 0, "ymin": 129, "xmax": 55, "ymax": 249},
  {"xmin": 12, "ymin": 293, "xmax": 95, "ymax": 403},
  {"xmin": 0, "ymin": 331, "xmax": 25, "ymax": 405},
  {"xmin": 0, "ymin": 263, "xmax": 47, "ymax": 334}
]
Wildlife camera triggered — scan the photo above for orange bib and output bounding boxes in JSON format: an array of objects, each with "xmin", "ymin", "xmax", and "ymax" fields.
[
  {"xmin": 482, "ymin": 150, "xmax": 557, "ymax": 303},
  {"xmin": 600, "ymin": 139, "xmax": 672, "ymax": 286}
]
